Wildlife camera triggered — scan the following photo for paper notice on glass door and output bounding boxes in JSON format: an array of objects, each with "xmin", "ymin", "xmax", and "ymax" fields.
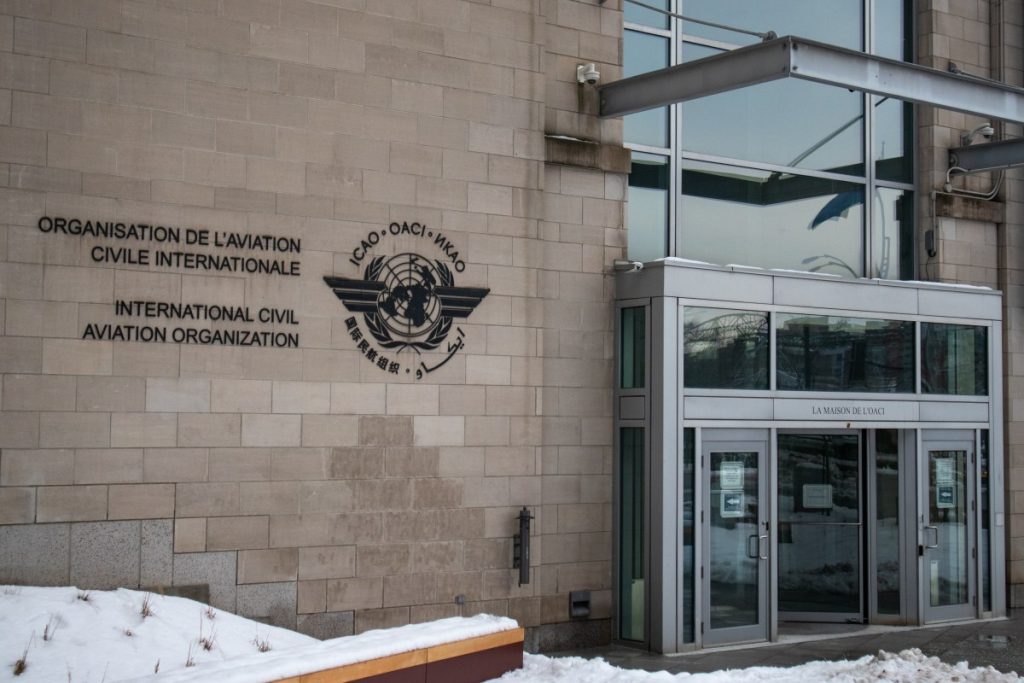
[
  {"xmin": 720, "ymin": 461, "xmax": 744, "ymax": 490},
  {"xmin": 935, "ymin": 457, "xmax": 955, "ymax": 483}
]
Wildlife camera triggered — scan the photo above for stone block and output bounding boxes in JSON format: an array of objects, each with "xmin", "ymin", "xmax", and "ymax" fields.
[
  {"xmin": 414, "ymin": 416, "xmax": 465, "ymax": 446},
  {"xmin": 208, "ymin": 448, "xmax": 270, "ymax": 481},
  {"xmin": 37, "ymin": 485, "xmax": 107, "ymax": 522},
  {"xmin": 302, "ymin": 415, "xmax": 358, "ymax": 447},
  {"xmin": 179, "ymin": 414, "xmax": 242, "ymax": 447},
  {"xmin": 143, "ymin": 448, "xmax": 208, "ymax": 483},
  {"xmin": 356, "ymin": 544, "xmax": 410, "ymax": 577},
  {"xmin": 1, "ymin": 449, "xmax": 74, "ymax": 486},
  {"xmin": 384, "ymin": 448, "xmax": 439, "ymax": 478},
  {"xmin": 240, "ymin": 481, "xmax": 300, "ymax": 515},
  {"xmin": 0, "ymin": 487, "xmax": 35, "ymax": 524},
  {"xmin": 359, "ymin": 416, "xmax": 413, "ymax": 446},
  {"xmin": 174, "ymin": 518, "xmax": 206, "ymax": 553},
  {"xmin": 211, "ymin": 379, "xmax": 272, "ymax": 413},
  {"xmin": 108, "ymin": 484, "xmax": 175, "ymax": 520},
  {"xmin": 355, "ymin": 606, "xmax": 409, "ymax": 634},
  {"xmin": 238, "ymin": 548, "xmax": 298, "ymax": 584},
  {"xmin": 0, "ymin": 523, "xmax": 70, "ymax": 585},
  {"xmin": 297, "ymin": 579, "xmax": 326, "ymax": 614},
  {"xmin": 141, "ymin": 519, "xmax": 173, "ymax": 586},
  {"xmin": 146, "ymin": 378, "xmax": 211, "ymax": 412},
  {"xmin": 299, "ymin": 545, "xmax": 355, "ymax": 580},
  {"xmin": 271, "ymin": 449, "xmax": 327, "ymax": 481},
  {"xmin": 110, "ymin": 413, "xmax": 176, "ymax": 448},
  {"xmin": 410, "ymin": 603, "xmax": 460, "ymax": 624},
  {"xmin": 297, "ymin": 611, "xmax": 354, "ymax": 639},
  {"xmin": 326, "ymin": 576, "xmax": 383, "ymax": 611},
  {"xmin": 383, "ymin": 572, "xmax": 436, "ymax": 607},
  {"xmin": 14, "ymin": 17, "xmax": 85, "ymax": 61},
  {"xmin": 176, "ymin": 482, "xmax": 240, "ymax": 517},
  {"xmin": 269, "ymin": 514, "xmax": 331, "ymax": 548},
  {"xmin": 328, "ymin": 447, "xmax": 384, "ymax": 479},
  {"xmin": 173, "ymin": 551, "xmax": 237, "ymax": 612},
  {"xmin": 242, "ymin": 414, "xmax": 301, "ymax": 447},
  {"xmin": 77, "ymin": 377, "xmax": 146, "ymax": 412},
  {"xmin": 40, "ymin": 412, "xmax": 110, "ymax": 448},
  {"xmin": 74, "ymin": 449, "xmax": 144, "ymax": 484},
  {"xmin": 207, "ymin": 516, "xmax": 269, "ymax": 551},
  {"xmin": 413, "ymin": 478, "xmax": 463, "ymax": 508},
  {"xmin": 70, "ymin": 520, "xmax": 141, "ymax": 589},
  {"xmin": 328, "ymin": 513, "xmax": 384, "ymax": 545}
]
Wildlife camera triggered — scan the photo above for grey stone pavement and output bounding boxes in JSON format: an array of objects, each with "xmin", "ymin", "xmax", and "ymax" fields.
[{"xmin": 554, "ymin": 612, "xmax": 1024, "ymax": 676}]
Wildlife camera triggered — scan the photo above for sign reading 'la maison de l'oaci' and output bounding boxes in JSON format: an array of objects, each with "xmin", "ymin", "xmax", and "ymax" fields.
[{"xmin": 324, "ymin": 222, "xmax": 489, "ymax": 381}]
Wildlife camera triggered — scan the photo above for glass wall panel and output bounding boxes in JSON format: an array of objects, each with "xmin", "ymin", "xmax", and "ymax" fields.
[
  {"xmin": 682, "ymin": 428, "xmax": 695, "ymax": 642},
  {"xmin": 624, "ymin": 31, "xmax": 669, "ymax": 148},
  {"xmin": 621, "ymin": 306, "xmax": 646, "ymax": 389},
  {"xmin": 684, "ymin": 307, "xmax": 769, "ymax": 389},
  {"xmin": 625, "ymin": 0, "xmax": 668, "ymax": 29},
  {"xmin": 921, "ymin": 324, "xmax": 988, "ymax": 395},
  {"xmin": 778, "ymin": 434, "xmax": 861, "ymax": 614},
  {"xmin": 874, "ymin": 97, "xmax": 913, "ymax": 183},
  {"xmin": 628, "ymin": 152, "xmax": 669, "ymax": 261},
  {"xmin": 776, "ymin": 314, "xmax": 914, "ymax": 392},
  {"xmin": 875, "ymin": 429, "xmax": 901, "ymax": 614},
  {"xmin": 709, "ymin": 449, "xmax": 760, "ymax": 628},
  {"xmin": 682, "ymin": 0, "xmax": 862, "ymax": 50},
  {"xmin": 619, "ymin": 427, "xmax": 645, "ymax": 641},
  {"xmin": 681, "ymin": 44, "xmax": 864, "ymax": 176},
  {"xmin": 928, "ymin": 449, "xmax": 969, "ymax": 607},
  {"xmin": 872, "ymin": 187, "xmax": 914, "ymax": 279},
  {"xmin": 680, "ymin": 159, "xmax": 864, "ymax": 276}
]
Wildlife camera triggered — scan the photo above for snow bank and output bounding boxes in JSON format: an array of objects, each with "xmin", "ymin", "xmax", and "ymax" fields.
[
  {"xmin": 0, "ymin": 585, "xmax": 315, "ymax": 682},
  {"xmin": 494, "ymin": 649, "xmax": 1019, "ymax": 683},
  {"xmin": 140, "ymin": 614, "xmax": 519, "ymax": 682}
]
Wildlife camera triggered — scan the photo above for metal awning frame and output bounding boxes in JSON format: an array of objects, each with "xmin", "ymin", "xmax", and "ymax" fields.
[{"xmin": 599, "ymin": 36, "xmax": 1024, "ymax": 125}]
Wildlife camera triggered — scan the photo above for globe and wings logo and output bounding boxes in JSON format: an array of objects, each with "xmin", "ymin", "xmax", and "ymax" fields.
[{"xmin": 324, "ymin": 252, "xmax": 489, "ymax": 356}]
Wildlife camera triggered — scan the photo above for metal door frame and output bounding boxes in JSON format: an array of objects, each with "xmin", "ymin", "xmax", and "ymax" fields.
[
  {"xmin": 919, "ymin": 431, "xmax": 976, "ymax": 623},
  {"xmin": 700, "ymin": 434, "xmax": 770, "ymax": 646}
]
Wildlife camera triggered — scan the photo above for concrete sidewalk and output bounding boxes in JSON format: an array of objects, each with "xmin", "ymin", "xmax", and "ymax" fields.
[{"xmin": 555, "ymin": 612, "xmax": 1024, "ymax": 676}]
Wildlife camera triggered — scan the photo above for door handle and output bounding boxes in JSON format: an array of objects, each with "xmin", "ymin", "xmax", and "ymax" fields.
[
  {"xmin": 747, "ymin": 534, "xmax": 759, "ymax": 559},
  {"xmin": 923, "ymin": 525, "xmax": 939, "ymax": 549},
  {"xmin": 758, "ymin": 534, "xmax": 769, "ymax": 560}
]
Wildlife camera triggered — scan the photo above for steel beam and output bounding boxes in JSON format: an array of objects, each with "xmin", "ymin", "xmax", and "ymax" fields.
[
  {"xmin": 599, "ymin": 36, "xmax": 1024, "ymax": 124},
  {"xmin": 949, "ymin": 138, "xmax": 1024, "ymax": 173}
]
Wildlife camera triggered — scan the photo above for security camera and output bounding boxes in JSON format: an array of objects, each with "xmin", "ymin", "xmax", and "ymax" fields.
[
  {"xmin": 961, "ymin": 123, "xmax": 995, "ymax": 146},
  {"xmin": 577, "ymin": 63, "xmax": 601, "ymax": 85}
]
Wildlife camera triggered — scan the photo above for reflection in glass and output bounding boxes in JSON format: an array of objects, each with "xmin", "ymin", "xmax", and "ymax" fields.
[
  {"xmin": 684, "ymin": 307, "xmax": 769, "ymax": 389},
  {"xmin": 875, "ymin": 429, "xmax": 901, "ymax": 615},
  {"xmin": 874, "ymin": 97, "xmax": 913, "ymax": 182},
  {"xmin": 625, "ymin": 0, "xmax": 668, "ymax": 29},
  {"xmin": 619, "ymin": 428, "xmax": 645, "ymax": 641},
  {"xmin": 681, "ymin": 45, "xmax": 864, "ymax": 176},
  {"xmin": 682, "ymin": 0, "xmax": 862, "ymax": 50},
  {"xmin": 921, "ymin": 324, "xmax": 988, "ymax": 395},
  {"xmin": 776, "ymin": 314, "xmax": 914, "ymax": 392},
  {"xmin": 873, "ymin": 0, "xmax": 911, "ymax": 60},
  {"xmin": 778, "ymin": 434, "xmax": 860, "ymax": 614},
  {"xmin": 621, "ymin": 306, "xmax": 646, "ymax": 389},
  {"xmin": 683, "ymin": 429, "xmax": 696, "ymax": 642},
  {"xmin": 628, "ymin": 152, "xmax": 669, "ymax": 261},
  {"xmin": 928, "ymin": 450, "xmax": 968, "ymax": 607},
  {"xmin": 872, "ymin": 187, "xmax": 913, "ymax": 279},
  {"xmin": 709, "ymin": 451, "xmax": 759, "ymax": 629},
  {"xmin": 624, "ymin": 31, "xmax": 669, "ymax": 148},
  {"xmin": 679, "ymin": 159, "xmax": 864, "ymax": 276}
]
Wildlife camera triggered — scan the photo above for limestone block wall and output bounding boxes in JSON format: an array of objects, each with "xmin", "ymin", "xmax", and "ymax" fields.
[
  {"xmin": 0, "ymin": 0, "xmax": 625, "ymax": 646},
  {"xmin": 918, "ymin": 0, "xmax": 1024, "ymax": 605}
]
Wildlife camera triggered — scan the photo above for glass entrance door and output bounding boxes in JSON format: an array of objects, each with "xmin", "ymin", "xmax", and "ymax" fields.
[
  {"xmin": 702, "ymin": 442, "xmax": 768, "ymax": 646},
  {"xmin": 922, "ymin": 442, "xmax": 975, "ymax": 622},
  {"xmin": 778, "ymin": 433, "xmax": 862, "ymax": 622}
]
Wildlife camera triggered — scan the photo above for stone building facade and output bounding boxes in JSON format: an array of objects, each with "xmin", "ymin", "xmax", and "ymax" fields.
[{"xmin": 0, "ymin": 0, "xmax": 626, "ymax": 647}]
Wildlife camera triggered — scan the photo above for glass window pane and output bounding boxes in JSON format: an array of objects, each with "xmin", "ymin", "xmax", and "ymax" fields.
[
  {"xmin": 872, "ymin": 0, "xmax": 911, "ymax": 60},
  {"xmin": 628, "ymin": 152, "xmax": 669, "ymax": 261},
  {"xmin": 680, "ymin": 159, "xmax": 865, "ymax": 276},
  {"xmin": 621, "ymin": 306, "xmax": 646, "ymax": 389},
  {"xmin": 619, "ymin": 427, "xmax": 645, "ymax": 641},
  {"xmin": 684, "ymin": 307, "xmax": 769, "ymax": 389},
  {"xmin": 625, "ymin": 0, "xmax": 669, "ymax": 29},
  {"xmin": 875, "ymin": 97, "xmax": 913, "ymax": 182},
  {"xmin": 921, "ymin": 324, "xmax": 988, "ymax": 395},
  {"xmin": 875, "ymin": 429, "xmax": 901, "ymax": 615},
  {"xmin": 624, "ymin": 31, "xmax": 669, "ymax": 148},
  {"xmin": 981, "ymin": 430, "xmax": 991, "ymax": 612},
  {"xmin": 872, "ymin": 188, "xmax": 914, "ymax": 280},
  {"xmin": 778, "ymin": 434, "xmax": 860, "ymax": 614},
  {"xmin": 776, "ymin": 314, "xmax": 915, "ymax": 392},
  {"xmin": 682, "ymin": 0, "xmax": 862, "ymax": 50},
  {"xmin": 681, "ymin": 43, "xmax": 864, "ymax": 176}
]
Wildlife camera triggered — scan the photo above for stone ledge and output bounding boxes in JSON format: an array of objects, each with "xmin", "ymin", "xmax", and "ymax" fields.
[
  {"xmin": 545, "ymin": 136, "xmax": 631, "ymax": 173},
  {"xmin": 935, "ymin": 192, "xmax": 1005, "ymax": 223}
]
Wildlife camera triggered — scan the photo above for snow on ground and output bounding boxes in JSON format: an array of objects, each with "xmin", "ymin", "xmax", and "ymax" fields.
[
  {"xmin": 493, "ymin": 650, "xmax": 1020, "ymax": 683},
  {"xmin": 0, "ymin": 585, "xmax": 315, "ymax": 682},
  {"xmin": 2, "ymin": 585, "xmax": 1019, "ymax": 682}
]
